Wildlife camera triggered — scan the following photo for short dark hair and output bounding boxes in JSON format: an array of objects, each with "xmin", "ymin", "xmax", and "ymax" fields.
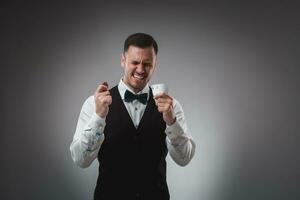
[{"xmin": 124, "ymin": 33, "xmax": 158, "ymax": 55}]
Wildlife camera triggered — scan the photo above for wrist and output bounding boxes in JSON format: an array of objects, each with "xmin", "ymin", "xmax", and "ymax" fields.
[
  {"xmin": 166, "ymin": 117, "xmax": 176, "ymax": 126},
  {"xmin": 96, "ymin": 112, "xmax": 106, "ymax": 118},
  {"xmin": 96, "ymin": 107, "xmax": 108, "ymax": 118}
]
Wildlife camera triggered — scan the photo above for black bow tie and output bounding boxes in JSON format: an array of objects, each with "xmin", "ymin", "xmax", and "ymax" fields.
[{"xmin": 124, "ymin": 90, "xmax": 148, "ymax": 104}]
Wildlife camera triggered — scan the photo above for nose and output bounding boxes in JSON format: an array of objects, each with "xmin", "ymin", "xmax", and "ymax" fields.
[{"xmin": 136, "ymin": 64, "xmax": 145, "ymax": 74}]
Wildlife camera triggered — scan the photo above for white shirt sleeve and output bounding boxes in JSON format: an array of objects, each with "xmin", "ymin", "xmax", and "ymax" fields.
[
  {"xmin": 70, "ymin": 96, "xmax": 106, "ymax": 168},
  {"xmin": 165, "ymin": 98, "xmax": 196, "ymax": 166}
]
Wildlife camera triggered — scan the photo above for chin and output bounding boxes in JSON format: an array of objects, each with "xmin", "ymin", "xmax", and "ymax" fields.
[{"xmin": 132, "ymin": 83, "xmax": 146, "ymax": 91}]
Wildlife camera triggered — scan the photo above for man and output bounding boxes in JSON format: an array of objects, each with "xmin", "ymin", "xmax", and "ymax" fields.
[{"xmin": 70, "ymin": 33, "xmax": 195, "ymax": 200}]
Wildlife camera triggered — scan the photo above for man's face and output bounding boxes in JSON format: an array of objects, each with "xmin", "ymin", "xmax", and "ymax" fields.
[{"xmin": 121, "ymin": 45, "xmax": 157, "ymax": 93}]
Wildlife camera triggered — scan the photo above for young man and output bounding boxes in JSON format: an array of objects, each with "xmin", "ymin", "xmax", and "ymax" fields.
[{"xmin": 70, "ymin": 33, "xmax": 195, "ymax": 200}]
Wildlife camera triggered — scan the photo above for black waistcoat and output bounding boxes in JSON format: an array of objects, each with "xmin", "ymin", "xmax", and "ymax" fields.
[{"xmin": 94, "ymin": 86, "xmax": 169, "ymax": 200}]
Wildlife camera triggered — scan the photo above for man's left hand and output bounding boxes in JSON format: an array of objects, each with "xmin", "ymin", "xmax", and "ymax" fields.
[{"xmin": 154, "ymin": 93, "xmax": 176, "ymax": 125}]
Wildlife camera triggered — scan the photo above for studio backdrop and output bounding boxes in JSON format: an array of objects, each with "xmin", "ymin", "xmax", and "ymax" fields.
[{"xmin": 2, "ymin": 1, "xmax": 300, "ymax": 200}]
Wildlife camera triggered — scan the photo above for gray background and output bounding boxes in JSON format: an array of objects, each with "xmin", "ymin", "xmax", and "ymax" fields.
[{"xmin": 1, "ymin": 1, "xmax": 299, "ymax": 200}]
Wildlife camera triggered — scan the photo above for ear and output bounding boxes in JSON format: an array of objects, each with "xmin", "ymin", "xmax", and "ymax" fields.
[
  {"xmin": 121, "ymin": 53, "xmax": 125, "ymax": 68},
  {"xmin": 153, "ymin": 64, "xmax": 157, "ymax": 73},
  {"xmin": 153, "ymin": 57, "xmax": 157, "ymax": 72}
]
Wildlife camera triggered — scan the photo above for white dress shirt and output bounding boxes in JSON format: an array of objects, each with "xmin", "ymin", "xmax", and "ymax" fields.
[{"xmin": 70, "ymin": 79, "xmax": 195, "ymax": 168}]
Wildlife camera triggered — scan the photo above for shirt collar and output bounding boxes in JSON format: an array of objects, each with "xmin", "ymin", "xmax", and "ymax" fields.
[{"xmin": 118, "ymin": 78, "xmax": 150, "ymax": 101}]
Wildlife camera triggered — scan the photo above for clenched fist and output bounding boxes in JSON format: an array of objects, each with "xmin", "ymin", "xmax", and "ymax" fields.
[
  {"xmin": 154, "ymin": 92, "xmax": 176, "ymax": 125},
  {"xmin": 94, "ymin": 82, "xmax": 112, "ymax": 118}
]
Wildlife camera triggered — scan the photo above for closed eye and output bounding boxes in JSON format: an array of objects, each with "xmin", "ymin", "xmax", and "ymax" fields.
[
  {"xmin": 132, "ymin": 61, "xmax": 139, "ymax": 65},
  {"xmin": 143, "ymin": 63, "xmax": 152, "ymax": 67}
]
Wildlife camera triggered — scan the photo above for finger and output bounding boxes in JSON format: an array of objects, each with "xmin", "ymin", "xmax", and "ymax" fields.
[
  {"xmin": 157, "ymin": 105, "xmax": 169, "ymax": 113},
  {"xmin": 95, "ymin": 91, "xmax": 110, "ymax": 98},
  {"xmin": 157, "ymin": 103, "xmax": 171, "ymax": 110},
  {"xmin": 95, "ymin": 82, "xmax": 109, "ymax": 94},
  {"xmin": 97, "ymin": 95, "xmax": 112, "ymax": 105},
  {"xmin": 102, "ymin": 96, "xmax": 112, "ymax": 105},
  {"xmin": 107, "ymin": 96, "xmax": 112, "ymax": 105},
  {"xmin": 156, "ymin": 98, "xmax": 172, "ymax": 106},
  {"xmin": 157, "ymin": 102, "xmax": 173, "ymax": 110},
  {"xmin": 157, "ymin": 105, "xmax": 164, "ymax": 113},
  {"xmin": 156, "ymin": 98, "xmax": 172, "ymax": 104}
]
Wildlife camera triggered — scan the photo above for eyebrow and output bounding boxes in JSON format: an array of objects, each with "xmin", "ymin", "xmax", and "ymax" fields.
[{"xmin": 131, "ymin": 59, "xmax": 152, "ymax": 63}]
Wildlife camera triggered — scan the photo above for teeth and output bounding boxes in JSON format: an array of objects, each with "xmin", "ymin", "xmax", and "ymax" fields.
[{"xmin": 134, "ymin": 74, "xmax": 144, "ymax": 80}]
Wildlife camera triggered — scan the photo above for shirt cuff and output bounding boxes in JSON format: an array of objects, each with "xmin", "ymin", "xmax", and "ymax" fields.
[
  {"xmin": 165, "ymin": 120, "xmax": 185, "ymax": 142},
  {"xmin": 85, "ymin": 112, "xmax": 106, "ymax": 132}
]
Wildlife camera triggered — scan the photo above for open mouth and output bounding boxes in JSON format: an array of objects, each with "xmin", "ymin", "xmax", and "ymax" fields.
[{"xmin": 133, "ymin": 73, "xmax": 146, "ymax": 80}]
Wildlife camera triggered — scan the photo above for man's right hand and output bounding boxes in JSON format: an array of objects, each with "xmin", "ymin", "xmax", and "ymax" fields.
[{"xmin": 94, "ymin": 82, "xmax": 112, "ymax": 118}]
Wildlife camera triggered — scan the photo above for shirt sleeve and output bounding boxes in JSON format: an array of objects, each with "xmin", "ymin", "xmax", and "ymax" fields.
[
  {"xmin": 165, "ymin": 98, "xmax": 196, "ymax": 166},
  {"xmin": 70, "ymin": 96, "xmax": 106, "ymax": 168}
]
